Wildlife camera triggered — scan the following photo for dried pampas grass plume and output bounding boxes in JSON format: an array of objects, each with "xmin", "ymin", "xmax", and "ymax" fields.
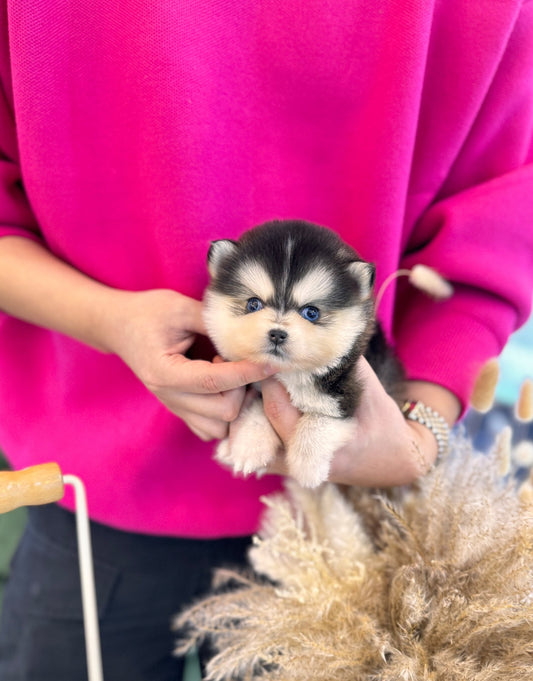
[
  {"xmin": 515, "ymin": 378, "xmax": 533, "ymax": 422},
  {"xmin": 375, "ymin": 265, "xmax": 453, "ymax": 312},
  {"xmin": 512, "ymin": 439, "xmax": 533, "ymax": 468},
  {"xmin": 493, "ymin": 426, "xmax": 512, "ymax": 476},
  {"xmin": 518, "ymin": 478, "xmax": 533, "ymax": 506},
  {"xmin": 470, "ymin": 358, "xmax": 499, "ymax": 413},
  {"xmin": 175, "ymin": 431, "xmax": 533, "ymax": 681},
  {"xmin": 408, "ymin": 264, "xmax": 454, "ymax": 299}
]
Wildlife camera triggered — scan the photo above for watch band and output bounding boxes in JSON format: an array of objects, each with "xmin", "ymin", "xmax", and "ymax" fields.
[{"xmin": 401, "ymin": 400, "xmax": 450, "ymax": 461}]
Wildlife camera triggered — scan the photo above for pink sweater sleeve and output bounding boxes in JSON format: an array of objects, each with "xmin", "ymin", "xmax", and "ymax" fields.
[
  {"xmin": 394, "ymin": 2, "xmax": 533, "ymax": 411},
  {"xmin": 0, "ymin": 10, "xmax": 40, "ymax": 243},
  {"xmin": 395, "ymin": 164, "xmax": 533, "ymax": 411}
]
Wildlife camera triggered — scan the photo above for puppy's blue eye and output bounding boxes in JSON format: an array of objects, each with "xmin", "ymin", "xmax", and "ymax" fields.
[
  {"xmin": 246, "ymin": 297, "xmax": 264, "ymax": 313},
  {"xmin": 300, "ymin": 305, "xmax": 320, "ymax": 322}
]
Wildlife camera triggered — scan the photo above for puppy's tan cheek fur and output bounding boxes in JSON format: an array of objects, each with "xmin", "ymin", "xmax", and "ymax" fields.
[
  {"xmin": 227, "ymin": 316, "xmax": 272, "ymax": 361},
  {"xmin": 204, "ymin": 293, "xmax": 275, "ymax": 361},
  {"xmin": 282, "ymin": 308, "xmax": 366, "ymax": 370},
  {"xmin": 320, "ymin": 307, "xmax": 368, "ymax": 362},
  {"xmin": 211, "ymin": 317, "xmax": 265, "ymax": 362},
  {"xmin": 205, "ymin": 291, "xmax": 367, "ymax": 370},
  {"xmin": 278, "ymin": 315, "xmax": 327, "ymax": 368}
]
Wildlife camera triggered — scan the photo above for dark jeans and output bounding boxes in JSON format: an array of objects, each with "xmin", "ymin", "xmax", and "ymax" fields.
[{"xmin": 0, "ymin": 504, "xmax": 250, "ymax": 681}]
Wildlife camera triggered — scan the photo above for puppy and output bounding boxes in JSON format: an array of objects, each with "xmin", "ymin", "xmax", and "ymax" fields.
[{"xmin": 204, "ymin": 219, "xmax": 403, "ymax": 487}]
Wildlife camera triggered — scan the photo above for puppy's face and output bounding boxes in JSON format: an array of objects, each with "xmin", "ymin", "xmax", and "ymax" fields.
[{"xmin": 203, "ymin": 221, "xmax": 375, "ymax": 373}]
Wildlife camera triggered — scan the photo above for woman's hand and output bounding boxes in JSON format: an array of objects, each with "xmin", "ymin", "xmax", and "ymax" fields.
[
  {"xmin": 0, "ymin": 237, "xmax": 457, "ymax": 455},
  {"xmin": 256, "ymin": 356, "xmax": 459, "ymax": 487},
  {"xmin": 102, "ymin": 288, "xmax": 277, "ymax": 441},
  {"xmin": 0, "ymin": 238, "xmax": 277, "ymax": 441}
]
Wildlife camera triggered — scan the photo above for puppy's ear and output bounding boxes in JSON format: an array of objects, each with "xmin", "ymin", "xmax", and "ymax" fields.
[
  {"xmin": 347, "ymin": 261, "xmax": 376, "ymax": 299},
  {"xmin": 207, "ymin": 239, "xmax": 239, "ymax": 277}
]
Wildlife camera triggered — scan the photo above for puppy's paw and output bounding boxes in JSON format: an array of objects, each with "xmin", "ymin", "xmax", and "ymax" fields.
[
  {"xmin": 214, "ymin": 438, "xmax": 232, "ymax": 467},
  {"xmin": 288, "ymin": 446, "xmax": 333, "ymax": 488},
  {"xmin": 215, "ymin": 400, "xmax": 281, "ymax": 476},
  {"xmin": 287, "ymin": 415, "xmax": 353, "ymax": 488}
]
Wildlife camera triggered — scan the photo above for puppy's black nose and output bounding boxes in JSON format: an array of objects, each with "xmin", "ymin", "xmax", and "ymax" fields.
[{"xmin": 269, "ymin": 328, "xmax": 288, "ymax": 345}]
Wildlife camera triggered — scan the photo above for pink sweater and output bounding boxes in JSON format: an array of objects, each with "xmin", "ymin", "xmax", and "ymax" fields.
[{"xmin": 1, "ymin": 1, "xmax": 532, "ymax": 537}]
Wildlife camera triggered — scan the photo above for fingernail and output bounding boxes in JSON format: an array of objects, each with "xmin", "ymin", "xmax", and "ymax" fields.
[{"xmin": 262, "ymin": 363, "xmax": 278, "ymax": 376}]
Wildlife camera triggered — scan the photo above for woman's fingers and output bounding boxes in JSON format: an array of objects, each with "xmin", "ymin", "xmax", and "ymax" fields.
[
  {"xmin": 260, "ymin": 377, "xmax": 300, "ymax": 443},
  {"xmin": 161, "ymin": 354, "xmax": 277, "ymax": 395},
  {"xmin": 259, "ymin": 357, "xmax": 438, "ymax": 487},
  {"xmin": 181, "ymin": 411, "xmax": 230, "ymax": 441},
  {"xmin": 158, "ymin": 385, "xmax": 246, "ymax": 423}
]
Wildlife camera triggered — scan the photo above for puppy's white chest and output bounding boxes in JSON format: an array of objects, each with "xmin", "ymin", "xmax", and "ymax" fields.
[{"xmin": 278, "ymin": 372, "xmax": 342, "ymax": 418}]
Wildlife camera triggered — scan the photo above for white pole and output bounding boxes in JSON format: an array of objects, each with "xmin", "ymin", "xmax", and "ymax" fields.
[{"xmin": 63, "ymin": 475, "xmax": 104, "ymax": 681}]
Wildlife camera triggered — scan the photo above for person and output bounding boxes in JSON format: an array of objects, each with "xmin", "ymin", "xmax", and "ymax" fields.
[{"xmin": 0, "ymin": 2, "xmax": 532, "ymax": 679}]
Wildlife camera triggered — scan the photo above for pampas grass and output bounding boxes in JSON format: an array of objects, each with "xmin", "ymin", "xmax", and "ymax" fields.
[
  {"xmin": 174, "ymin": 429, "xmax": 533, "ymax": 681},
  {"xmin": 470, "ymin": 359, "xmax": 500, "ymax": 414},
  {"xmin": 516, "ymin": 379, "xmax": 533, "ymax": 422},
  {"xmin": 407, "ymin": 265, "xmax": 454, "ymax": 300},
  {"xmin": 375, "ymin": 265, "xmax": 453, "ymax": 312},
  {"xmin": 513, "ymin": 440, "xmax": 533, "ymax": 467}
]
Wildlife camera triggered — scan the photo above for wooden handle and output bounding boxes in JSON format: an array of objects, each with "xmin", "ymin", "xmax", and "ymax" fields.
[{"xmin": 0, "ymin": 463, "xmax": 64, "ymax": 513}]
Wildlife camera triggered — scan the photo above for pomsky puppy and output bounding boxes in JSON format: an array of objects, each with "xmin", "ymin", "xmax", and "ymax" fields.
[{"xmin": 203, "ymin": 219, "xmax": 403, "ymax": 487}]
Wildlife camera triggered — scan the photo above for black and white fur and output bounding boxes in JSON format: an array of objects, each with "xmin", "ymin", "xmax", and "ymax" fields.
[{"xmin": 204, "ymin": 219, "xmax": 403, "ymax": 487}]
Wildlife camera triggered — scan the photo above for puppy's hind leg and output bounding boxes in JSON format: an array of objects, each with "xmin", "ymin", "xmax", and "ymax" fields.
[
  {"xmin": 287, "ymin": 414, "xmax": 354, "ymax": 488},
  {"xmin": 215, "ymin": 398, "xmax": 281, "ymax": 476}
]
